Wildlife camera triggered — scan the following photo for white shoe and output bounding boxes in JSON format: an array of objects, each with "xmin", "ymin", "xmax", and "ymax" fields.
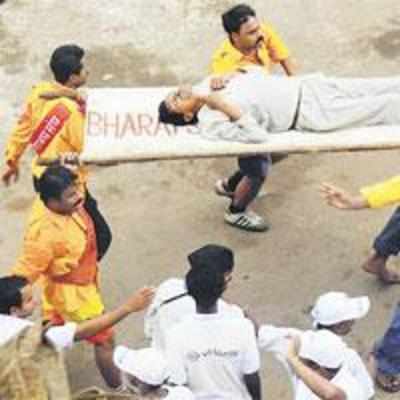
[{"xmin": 224, "ymin": 209, "xmax": 270, "ymax": 232}]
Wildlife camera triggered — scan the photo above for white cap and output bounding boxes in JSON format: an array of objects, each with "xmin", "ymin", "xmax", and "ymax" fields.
[
  {"xmin": 311, "ymin": 292, "xmax": 370, "ymax": 327},
  {"xmin": 299, "ymin": 330, "xmax": 347, "ymax": 369},
  {"xmin": 113, "ymin": 346, "xmax": 169, "ymax": 386}
]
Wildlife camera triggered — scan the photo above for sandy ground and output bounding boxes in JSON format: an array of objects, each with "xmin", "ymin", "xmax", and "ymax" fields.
[{"xmin": 1, "ymin": 0, "xmax": 400, "ymax": 398}]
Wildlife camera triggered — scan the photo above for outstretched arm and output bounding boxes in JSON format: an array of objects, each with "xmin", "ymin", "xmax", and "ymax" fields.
[
  {"xmin": 74, "ymin": 287, "xmax": 154, "ymax": 340},
  {"xmin": 319, "ymin": 183, "xmax": 369, "ymax": 210}
]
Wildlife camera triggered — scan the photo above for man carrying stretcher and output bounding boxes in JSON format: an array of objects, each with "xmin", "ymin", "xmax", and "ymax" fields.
[
  {"xmin": 2, "ymin": 44, "xmax": 112, "ymax": 260},
  {"xmin": 159, "ymin": 67, "xmax": 400, "ymax": 232}
]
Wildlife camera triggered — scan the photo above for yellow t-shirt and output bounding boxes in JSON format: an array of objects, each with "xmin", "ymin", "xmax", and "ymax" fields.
[
  {"xmin": 361, "ymin": 176, "xmax": 400, "ymax": 208},
  {"xmin": 210, "ymin": 22, "xmax": 290, "ymax": 74}
]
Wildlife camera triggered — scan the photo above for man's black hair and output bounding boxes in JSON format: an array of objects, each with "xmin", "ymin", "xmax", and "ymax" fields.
[
  {"xmin": 158, "ymin": 100, "xmax": 198, "ymax": 127},
  {"xmin": 186, "ymin": 265, "xmax": 225, "ymax": 310},
  {"xmin": 222, "ymin": 4, "xmax": 256, "ymax": 34},
  {"xmin": 50, "ymin": 44, "xmax": 85, "ymax": 84},
  {"xmin": 188, "ymin": 244, "xmax": 234, "ymax": 274},
  {"xmin": 37, "ymin": 166, "xmax": 77, "ymax": 205},
  {"xmin": 0, "ymin": 276, "xmax": 29, "ymax": 315}
]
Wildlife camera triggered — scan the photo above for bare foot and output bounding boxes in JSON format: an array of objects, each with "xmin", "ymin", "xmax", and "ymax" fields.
[
  {"xmin": 379, "ymin": 264, "xmax": 400, "ymax": 284},
  {"xmin": 361, "ymin": 252, "xmax": 387, "ymax": 275},
  {"xmin": 376, "ymin": 372, "xmax": 400, "ymax": 393}
]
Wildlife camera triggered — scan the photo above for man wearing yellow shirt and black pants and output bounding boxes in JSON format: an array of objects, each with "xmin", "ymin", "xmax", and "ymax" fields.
[
  {"xmin": 2, "ymin": 44, "xmax": 111, "ymax": 260},
  {"xmin": 11, "ymin": 166, "xmax": 120, "ymax": 388},
  {"xmin": 209, "ymin": 4, "xmax": 296, "ymax": 231},
  {"xmin": 321, "ymin": 178, "xmax": 400, "ymax": 392}
]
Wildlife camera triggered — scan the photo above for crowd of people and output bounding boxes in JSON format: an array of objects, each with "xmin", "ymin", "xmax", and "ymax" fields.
[{"xmin": 2, "ymin": 3, "xmax": 400, "ymax": 399}]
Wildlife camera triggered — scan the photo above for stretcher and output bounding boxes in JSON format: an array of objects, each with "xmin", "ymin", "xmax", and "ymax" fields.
[{"xmin": 75, "ymin": 88, "xmax": 400, "ymax": 164}]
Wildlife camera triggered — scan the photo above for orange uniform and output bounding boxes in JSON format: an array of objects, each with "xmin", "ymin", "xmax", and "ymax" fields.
[{"xmin": 11, "ymin": 205, "xmax": 111, "ymax": 344}]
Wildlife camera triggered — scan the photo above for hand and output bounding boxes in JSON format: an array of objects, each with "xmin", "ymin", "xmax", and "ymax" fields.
[
  {"xmin": 59, "ymin": 152, "xmax": 81, "ymax": 171},
  {"xmin": 287, "ymin": 335, "xmax": 301, "ymax": 361},
  {"xmin": 122, "ymin": 287, "xmax": 155, "ymax": 313},
  {"xmin": 40, "ymin": 87, "xmax": 83, "ymax": 101},
  {"xmin": 210, "ymin": 73, "xmax": 237, "ymax": 91},
  {"xmin": 319, "ymin": 182, "xmax": 368, "ymax": 210},
  {"xmin": 2, "ymin": 162, "xmax": 19, "ymax": 186}
]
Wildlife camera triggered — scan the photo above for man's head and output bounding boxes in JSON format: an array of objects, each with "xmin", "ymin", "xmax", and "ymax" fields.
[
  {"xmin": 113, "ymin": 346, "xmax": 169, "ymax": 395},
  {"xmin": 37, "ymin": 166, "xmax": 83, "ymax": 215},
  {"xmin": 188, "ymin": 244, "xmax": 234, "ymax": 288},
  {"xmin": 186, "ymin": 260, "xmax": 226, "ymax": 311},
  {"xmin": 0, "ymin": 276, "xmax": 36, "ymax": 318},
  {"xmin": 222, "ymin": 4, "xmax": 263, "ymax": 52},
  {"xmin": 50, "ymin": 44, "xmax": 88, "ymax": 87},
  {"xmin": 311, "ymin": 292, "xmax": 370, "ymax": 336},
  {"xmin": 158, "ymin": 86, "xmax": 200, "ymax": 127},
  {"xmin": 299, "ymin": 330, "xmax": 347, "ymax": 379}
]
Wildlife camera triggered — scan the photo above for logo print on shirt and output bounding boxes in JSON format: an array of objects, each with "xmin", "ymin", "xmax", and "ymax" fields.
[{"xmin": 30, "ymin": 104, "xmax": 71, "ymax": 154}]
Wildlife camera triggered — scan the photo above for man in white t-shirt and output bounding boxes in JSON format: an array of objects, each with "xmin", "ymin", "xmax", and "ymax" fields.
[
  {"xmin": 285, "ymin": 330, "xmax": 365, "ymax": 400},
  {"xmin": 310, "ymin": 292, "xmax": 374, "ymax": 398},
  {"xmin": 113, "ymin": 345, "xmax": 194, "ymax": 399},
  {"xmin": 258, "ymin": 292, "xmax": 373, "ymax": 399},
  {"xmin": 0, "ymin": 276, "xmax": 153, "ymax": 377},
  {"xmin": 166, "ymin": 247, "xmax": 261, "ymax": 400},
  {"xmin": 145, "ymin": 244, "xmax": 244, "ymax": 352}
]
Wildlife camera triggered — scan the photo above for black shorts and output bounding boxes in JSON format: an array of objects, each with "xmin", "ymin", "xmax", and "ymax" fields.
[{"xmin": 238, "ymin": 155, "xmax": 271, "ymax": 178}]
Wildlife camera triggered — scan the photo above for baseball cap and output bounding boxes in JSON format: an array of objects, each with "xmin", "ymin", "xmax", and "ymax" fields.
[
  {"xmin": 311, "ymin": 292, "xmax": 370, "ymax": 327},
  {"xmin": 299, "ymin": 330, "xmax": 347, "ymax": 369},
  {"xmin": 113, "ymin": 346, "xmax": 169, "ymax": 385}
]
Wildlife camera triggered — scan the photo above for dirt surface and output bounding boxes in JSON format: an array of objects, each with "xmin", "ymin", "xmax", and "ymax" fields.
[{"xmin": 1, "ymin": 1, "xmax": 400, "ymax": 398}]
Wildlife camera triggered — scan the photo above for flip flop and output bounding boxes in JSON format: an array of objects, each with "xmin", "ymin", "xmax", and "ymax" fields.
[{"xmin": 376, "ymin": 373, "xmax": 400, "ymax": 393}]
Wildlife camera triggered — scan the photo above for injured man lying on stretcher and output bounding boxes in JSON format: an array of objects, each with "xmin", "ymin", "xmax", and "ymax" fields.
[{"xmin": 158, "ymin": 66, "xmax": 400, "ymax": 143}]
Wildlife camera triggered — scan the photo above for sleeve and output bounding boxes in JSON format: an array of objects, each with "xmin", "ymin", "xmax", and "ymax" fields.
[
  {"xmin": 263, "ymin": 23, "xmax": 290, "ymax": 62},
  {"xmin": 360, "ymin": 176, "xmax": 400, "ymax": 208},
  {"xmin": 258, "ymin": 325, "xmax": 301, "ymax": 354},
  {"xmin": 345, "ymin": 349, "xmax": 374, "ymax": 399},
  {"xmin": 11, "ymin": 228, "xmax": 54, "ymax": 283},
  {"xmin": 166, "ymin": 328, "xmax": 188, "ymax": 385},
  {"xmin": 199, "ymin": 109, "xmax": 269, "ymax": 144},
  {"xmin": 241, "ymin": 320, "xmax": 261, "ymax": 375},
  {"xmin": 5, "ymin": 102, "xmax": 34, "ymax": 165},
  {"xmin": 44, "ymin": 322, "xmax": 77, "ymax": 352}
]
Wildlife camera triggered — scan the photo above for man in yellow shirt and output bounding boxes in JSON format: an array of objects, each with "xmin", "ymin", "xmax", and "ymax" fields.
[
  {"xmin": 211, "ymin": 4, "xmax": 295, "ymax": 80},
  {"xmin": 11, "ymin": 165, "xmax": 122, "ymax": 388},
  {"xmin": 209, "ymin": 4, "xmax": 295, "ymax": 231},
  {"xmin": 321, "ymin": 179, "xmax": 400, "ymax": 393},
  {"xmin": 2, "ymin": 44, "xmax": 111, "ymax": 260}
]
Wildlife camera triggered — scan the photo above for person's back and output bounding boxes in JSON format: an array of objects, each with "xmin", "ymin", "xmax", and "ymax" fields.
[
  {"xmin": 146, "ymin": 278, "xmax": 244, "ymax": 352},
  {"xmin": 165, "ymin": 253, "xmax": 261, "ymax": 400},
  {"xmin": 167, "ymin": 314, "xmax": 259, "ymax": 399}
]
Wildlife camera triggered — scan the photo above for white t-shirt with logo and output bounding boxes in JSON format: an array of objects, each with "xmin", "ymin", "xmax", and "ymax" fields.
[
  {"xmin": 0, "ymin": 314, "xmax": 76, "ymax": 352},
  {"xmin": 166, "ymin": 312, "xmax": 260, "ymax": 400},
  {"xmin": 145, "ymin": 278, "xmax": 244, "ymax": 352},
  {"xmin": 258, "ymin": 325, "xmax": 370, "ymax": 400}
]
